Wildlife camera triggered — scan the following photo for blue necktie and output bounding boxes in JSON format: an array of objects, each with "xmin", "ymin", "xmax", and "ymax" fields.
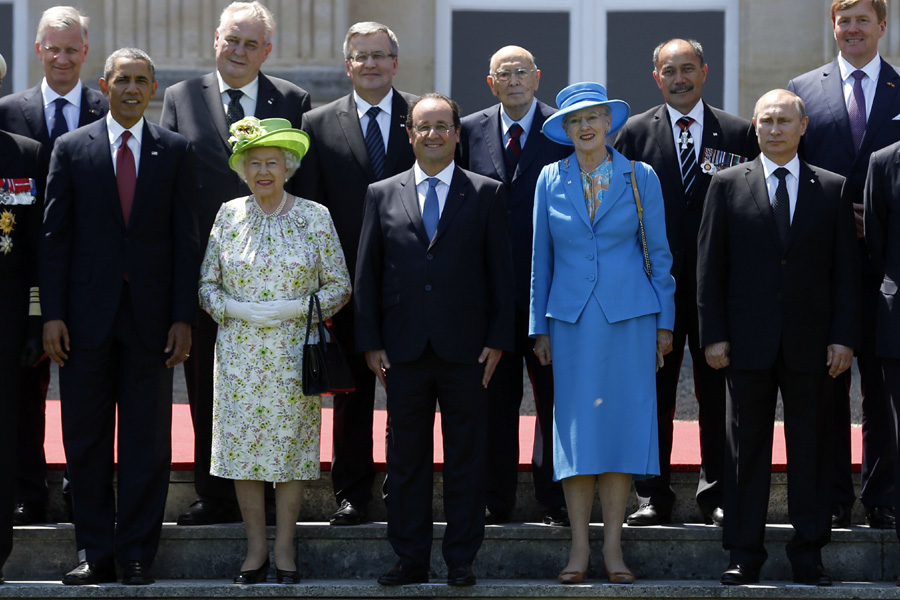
[
  {"xmin": 365, "ymin": 106, "xmax": 385, "ymax": 179},
  {"xmin": 49, "ymin": 98, "xmax": 68, "ymax": 143},
  {"xmin": 422, "ymin": 177, "xmax": 439, "ymax": 240}
]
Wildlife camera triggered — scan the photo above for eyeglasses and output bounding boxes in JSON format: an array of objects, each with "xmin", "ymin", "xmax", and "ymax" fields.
[
  {"xmin": 491, "ymin": 68, "xmax": 536, "ymax": 82},
  {"xmin": 41, "ymin": 45, "xmax": 84, "ymax": 58},
  {"xmin": 348, "ymin": 52, "xmax": 396, "ymax": 64},
  {"xmin": 412, "ymin": 123, "xmax": 454, "ymax": 135},
  {"xmin": 563, "ymin": 113, "xmax": 607, "ymax": 128}
]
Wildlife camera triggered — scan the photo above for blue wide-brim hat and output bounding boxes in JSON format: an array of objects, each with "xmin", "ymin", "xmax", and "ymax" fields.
[{"xmin": 541, "ymin": 82, "xmax": 631, "ymax": 146}]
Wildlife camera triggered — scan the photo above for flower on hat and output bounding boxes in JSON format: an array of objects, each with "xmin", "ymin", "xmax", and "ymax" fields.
[{"xmin": 229, "ymin": 117, "xmax": 266, "ymax": 152}]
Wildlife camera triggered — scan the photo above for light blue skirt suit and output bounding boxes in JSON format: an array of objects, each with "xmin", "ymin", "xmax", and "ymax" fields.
[{"xmin": 529, "ymin": 147, "xmax": 676, "ymax": 481}]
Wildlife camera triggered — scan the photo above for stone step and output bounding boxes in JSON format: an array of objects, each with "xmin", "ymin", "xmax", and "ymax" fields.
[
  {"xmin": 0, "ymin": 579, "xmax": 899, "ymax": 600},
  {"xmin": 5, "ymin": 522, "xmax": 898, "ymax": 583}
]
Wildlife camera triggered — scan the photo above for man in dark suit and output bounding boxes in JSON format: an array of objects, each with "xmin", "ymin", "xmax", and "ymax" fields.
[
  {"xmin": 787, "ymin": 0, "xmax": 900, "ymax": 529},
  {"xmin": 614, "ymin": 38, "xmax": 758, "ymax": 527},
  {"xmin": 297, "ymin": 22, "xmax": 417, "ymax": 526},
  {"xmin": 863, "ymin": 140, "xmax": 900, "ymax": 584},
  {"xmin": 40, "ymin": 48, "xmax": 199, "ymax": 585},
  {"xmin": 0, "ymin": 5, "xmax": 107, "ymax": 526},
  {"xmin": 698, "ymin": 89, "xmax": 859, "ymax": 586},
  {"xmin": 356, "ymin": 92, "xmax": 513, "ymax": 586},
  {"xmin": 0, "ymin": 52, "xmax": 47, "ymax": 584},
  {"xmin": 456, "ymin": 45, "xmax": 568, "ymax": 526},
  {"xmin": 159, "ymin": 0, "xmax": 310, "ymax": 526}
]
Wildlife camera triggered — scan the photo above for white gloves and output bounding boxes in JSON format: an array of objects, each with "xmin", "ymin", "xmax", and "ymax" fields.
[{"xmin": 224, "ymin": 298, "xmax": 306, "ymax": 327}]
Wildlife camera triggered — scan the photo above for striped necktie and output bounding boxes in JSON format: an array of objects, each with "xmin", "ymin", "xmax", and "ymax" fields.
[{"xmin": 676, "ymin": 116, "xmax": 697, "ymax": 194}]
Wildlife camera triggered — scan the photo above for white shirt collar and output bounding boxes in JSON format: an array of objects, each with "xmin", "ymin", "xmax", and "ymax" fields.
[
  {"xmin": 838, "ymin": 52, "xmax": 881, "ymax": 83},
  {"xmin": 414, "ymin": 161, "xmax": 455, "ymax": 187},
  {"xmin": 216, "ymin": 70, "xmax": 259, "ymax": 101},
  {"xmin": 665, "ymin": 99, "xmax": 705, "ymax": 130},
  {"xmin": 354, "ymin": 88, "xmax": 394, "ymax": 118},
  {"xmin": 41, "ymin": 78, "xmax": 83, "ymax": 108},
  {"xmin": 499, "ymin": 98, "xmax": 538, "ymax": 136},
  {"xmin": 760, "ymin": 153, "xmax": 800, "ymax": 181},
  {"xmin": 106, "ymin": 113, "xmax": 144, "ymax": 146}
]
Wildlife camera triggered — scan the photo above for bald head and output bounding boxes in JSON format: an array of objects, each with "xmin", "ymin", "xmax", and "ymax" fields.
[
  {"xmin": 487, "ymin": 45, "xmax": 541, "ymax": 121},
  {"xmin": 489, "ymin": 45, "xmax": 536, "ymax": 73}
]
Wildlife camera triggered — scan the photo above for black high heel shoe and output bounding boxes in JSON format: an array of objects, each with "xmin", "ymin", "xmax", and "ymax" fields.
[
  {"xmin": 275, "ymin": 566, "xmax": 301, "ymax": 584},
  {"xmin": 233, "ymin": 557, "xmax": 270, "ymax": 584}
]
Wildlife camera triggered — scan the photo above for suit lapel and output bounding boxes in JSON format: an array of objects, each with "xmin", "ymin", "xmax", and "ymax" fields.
[
  {"xmin": 128, "ymin": 122, "xmax": 161, "ymax": 230},
  {"xmin": 78, "ymin": 87, "xmax": 104, "ymax": 127},
  {"xmin": 860, "ymin": 59, "xmax": 900, "ymax": 157},
  {"xmin": 253, "ymin": 73, "xmax": 279, "ymax": 119},
  {"xmin": 337, "ymin": 94, "xmax": 377, "ymax": 181},
  {"xmin": 431, "ymin": 167, "xmax": 469, "ymax": 248},
  {"xmin": 398, "ymin": 170, "xmax": 430, "ymax": 245},
  {"xmin": 383, "ymin": 90, "xmax": 411, "ymax": 177},
  {"xmin": 786, "ymin": 162, "xmax": 817, "ymax": 253},
  {"xmin": 820, "ymin": 59, "xmax": 856, "ymax": 159},
  {"xmin": 514, "ymin": 103, "xmax": 550, "ymax": 183},
  {"xmin": 200, "ymin": 73, "xmax": 232, "ymax": 150},
  {"xmin": 745, "ymin": 158, "xmax": 782, "ymax": 251},
  {"xmin": 85, "ymin": 120, "xmax": 124, "ymax": 229},
  {"xmin": 21, "ymin": 86, "xmax": 50, "ymax": 147},
  {"xmin": 481, "ymin": 108, "xmax": 508, "ymax": 183},
  {"xmin": 651, "ymin": 105, "xmax": 685, "ymax": 203},
  {"xmin": 560, "ymin": 155, "xmax": 592, "ymax": 228}
]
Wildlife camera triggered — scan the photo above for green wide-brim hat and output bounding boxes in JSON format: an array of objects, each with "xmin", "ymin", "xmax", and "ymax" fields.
[{"xmin": 228, "ymin": 117, "xmax": 310, "ymax": 173}]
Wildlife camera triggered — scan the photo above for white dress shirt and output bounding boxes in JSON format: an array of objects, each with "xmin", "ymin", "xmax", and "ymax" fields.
[
  {"xmin": 355, "ymin": 88, "xmax": 394, "ymax": 154},
  {"xmin": 41, "ymin": 78, "xmax": 83, "ymax": 134},
  {"xmin": 106, "ymin": 114, "xmax": 144, "ymax": 176},
  {"xmin": 216, "ymin": 71, "xmax": 259, "ymax": 120},
  {"xmin": 414, "ymin": 161, "xmax": 454, "ymax": 218}
]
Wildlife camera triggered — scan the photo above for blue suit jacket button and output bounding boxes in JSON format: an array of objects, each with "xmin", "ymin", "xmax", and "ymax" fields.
[
  {"xmin": 425, "ymin": 284, "xmax": 432, "ymax": 291},
  {"xmin": 588, "ymin": 274, "xmax": 595, "ymax": 282}
]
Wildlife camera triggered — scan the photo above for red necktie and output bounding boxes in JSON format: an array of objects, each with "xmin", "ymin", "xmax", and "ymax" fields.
[{"xmin": 116, "ymin": 131, "xmax": 136, "ymax": 226}]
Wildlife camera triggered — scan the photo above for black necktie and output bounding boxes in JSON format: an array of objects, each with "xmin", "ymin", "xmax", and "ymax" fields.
[
  {"xmin": 49, "ymin": 97, "xmax": 68, "ymax": 143},
  {"xmin": 365, "ymin": 106, "xmax": 385, "ymax": 179},
  {"xmin": 773, "ymin": 167, "xmax": 791, "ymax": 248},
  {"xmin": 506, "ymin": 123, "xmax": 523, "ymax": 172},
  {"xmin": 676, "ymin": 116, "xmax": 697, "ymax": 194},
  {"xmin": 226, "ymin": 89, "xmax": 245, "ymax": 127}
]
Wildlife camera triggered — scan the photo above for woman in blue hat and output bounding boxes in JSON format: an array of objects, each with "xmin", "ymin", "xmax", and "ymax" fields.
[
  {"xmin": 530, "ymin": 83, "xmax": 676, "ymax": 584},
  {"xmin": 199, "ymin": 117, "xmax": 351, "ymax": 584}
]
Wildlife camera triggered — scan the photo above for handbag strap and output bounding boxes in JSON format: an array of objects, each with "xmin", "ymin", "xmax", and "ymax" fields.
[
  {"xmin": 303, "ymin": 293, "xmax": 328, "ymax": 348},
  {"xmin": 630, "ymin": 160, "xmax": 652, "ymax": 281}
]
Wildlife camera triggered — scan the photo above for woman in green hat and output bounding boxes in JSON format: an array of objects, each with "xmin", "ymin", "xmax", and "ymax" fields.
[{"xmin": 199, "ymin": 117, "xmax": 351, "ymax": 584}]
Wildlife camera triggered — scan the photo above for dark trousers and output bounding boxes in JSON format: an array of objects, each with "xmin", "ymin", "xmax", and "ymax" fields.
[
  {"xmin": 330, "ymin": 307, "xmax": 377, "ymax": 507},
  {"xmin": 485, "ymin": 307, "xmax": 563, "ymax": 515},
  {"xmin": 0, "ymin": 350, "xmax": 21, "ymax": 570},
  {"xmin": 14, "ymin": 357, "xmax": 49, "ymax": 507},
  {"xmin": 723, "ymin": 352, "xmax": 832, "ymax": 573},
  {"xmin": 833, "ymin": 284, "xmax": 893, "ymax": 509},
  {"xmin": 636, "ymin": 287, "xmax": 726, "ymax": 515},
  {"xmin": 385, "ymin": 344, "xmax": 487, "ymax": 569},
  {"xmin": 60, "ymin": 290, "xmax": 173, "ymax": 566},
  {"xmin": 881, "ymin": 360, "xmax": 900, "ymax": 541},
  {"xmin": 183, "ymin": 310, "xmax": 237, "ymax": 508}
]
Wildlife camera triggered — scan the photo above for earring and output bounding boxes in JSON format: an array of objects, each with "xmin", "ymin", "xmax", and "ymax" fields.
[{"xmin": 606, "ymin": 128, "xmax": 611, "ymax": 134}]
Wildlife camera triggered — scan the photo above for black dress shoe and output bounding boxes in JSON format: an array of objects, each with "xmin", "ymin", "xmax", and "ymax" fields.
[
  {"xmin": 793, "ymin": 565, "xmax": 832, "ymax": 586},
  {"xmin": 542, "ymin": 506, "xmax": 570, "ymax": 527},
  {"xmin": 377, "ymin": 559, "xmax": 429, "ymax": 585},
  {"xmin": 233, "ymin": 557, "xmax": 270, "ymax": 584},
  {"xmin": 330, "ymin": 499, "xmax": 366, "ymax": 526},
  {"xmin": 447, "ymin": 565, "xmax": 476, "ymax": 586},
  {"xmin": 721, "ymin": 563, "xmax": 760, "ymax": 585},
  {"xmin": 177, "ymin": 499, "xmax": 241, "ymax": 526},
  {"xmin": 484, "ymin": 506, "xmax": 509, "ymax": 525},
  {"xmin": 13, "ymin": 502, "xmax": 47, "ymax": 526},
  {"xmin": 62, "ymin": 561, "xmax": 117, "ymax": 585},
  {"xmin": 626, "ymin": 503, "xmax": 671, "ymax": 526},
  {"xmin": 275, "ymin": 567, "xmax": 301, "ymax": 584},
  {"xmin": 0, "ymin": 570, "xmax": 5, "ymax": 584},
  {"xmin": 121, "ymin": 561, "xmax": 154, "ymax": 585},
  {"xmin": 865, "ymin": 506, "xmax": 896, "ymax": 529},
  {"xmin": 831, "ymin": 504, "xmax": 851, "ymax": 528},
  {"xmin": 703, "ymin": 507, "xmax": 725, "ymax": 527}
]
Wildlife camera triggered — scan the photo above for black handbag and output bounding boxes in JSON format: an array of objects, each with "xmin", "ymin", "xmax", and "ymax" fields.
[{"xmin": 301, "ymin": 294, "xmax": 355, "ymax": 395}]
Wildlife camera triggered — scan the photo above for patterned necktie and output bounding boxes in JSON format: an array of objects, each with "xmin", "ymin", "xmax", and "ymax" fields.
[
  {"xmin": 226, "ymin": 89, "xmax": 245, "ymax": 127},
  {"xmin": 49, "ymin": 97, "xmax": 68, "ymax": 144},
  {"xmin": 772, "ymin": 167, "xmax": 791, "ymax": 248},
  {"xmin": 365, "ymin": 106, "xmax": 386, "ymax": 179},
  {"xmin": 676, "ymin": 116, "xmax": 697, "ymax": 194},
  {"xmin": 848, "ymin": 70, "xmax": 867, "ymax": 152},
  {"xmin": 506, "ymin": 123, "xmax": 523, "ymax": 171},
  {"xmin": 117, "ymin": 131, "xmax": 136, "ymax": 227},
  {"xmin": 422, "ymin": 177, "xmax": 439, "ymax": 240}
]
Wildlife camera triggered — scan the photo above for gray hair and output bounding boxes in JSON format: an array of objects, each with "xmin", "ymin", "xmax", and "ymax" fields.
[
  {"xmin": 35, "ymin": 6, "xmax": 89, "ymax": 45},
  {"xmin": 103, "ymin": 48, "xmax": 156, "ymax": 82},
  {"xmin": 233, "ymin": 148, "xmax": 302, "ymax": 182},
  {"xmin": 218, "ymin": 1, "xmax": 275, "ymax": 45},
  {"xmin": 343, "ymin": 22, "xmax": 399, "ymax": 59},
  {"xmin": 0, "ymin": 53, "xmax": 6, "ymax": 81},
  {"xmin": 652, "ymin": 38, "xmax": 705, "ymax": 72}
]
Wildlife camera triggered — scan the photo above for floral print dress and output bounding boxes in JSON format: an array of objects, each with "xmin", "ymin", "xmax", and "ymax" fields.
[{"xmin": 199, "ymin": 196, "xmax": 351, "ymax": 482}]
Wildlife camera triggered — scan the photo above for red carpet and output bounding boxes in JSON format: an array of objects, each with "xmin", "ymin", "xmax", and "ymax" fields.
[{"xmin": 43, "ymin": 400, "xmax": 862, "ymax": 473}]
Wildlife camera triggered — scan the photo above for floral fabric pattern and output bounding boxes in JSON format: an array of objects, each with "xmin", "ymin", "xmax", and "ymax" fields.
[{"xmin": 199, "ymin": 196, "xmax": 351, "ymax": 482}]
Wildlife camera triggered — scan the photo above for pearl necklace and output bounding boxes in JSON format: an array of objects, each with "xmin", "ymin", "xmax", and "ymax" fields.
[{"xmin": 256, "ymin": 191, "xmax": 288, "ymax": 217}]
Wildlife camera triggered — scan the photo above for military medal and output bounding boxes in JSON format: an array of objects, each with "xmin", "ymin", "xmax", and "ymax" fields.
[
  {"xmin": 700, "ymin": 148, "xmax": 749, "ymax": 176},
  {"xmin": 679, "ymin": 128, "xmax": 693, "ymax": 151},
  {"xmin": 0, "ymin": 178, "xmax": 36, "ymax": 205}
]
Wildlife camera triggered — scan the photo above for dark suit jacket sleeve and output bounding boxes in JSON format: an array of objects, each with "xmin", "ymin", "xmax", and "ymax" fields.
[
  {"xmin": 865, "ymin": 147, "xmax": 891, "ymax": 278},
  {"xmin": 297, "ymin": 111, "xmax": 323, "ymax": 202},
  {"xmin": 831, "ymin": 178, "xmax": 861, "ymax": 349},
  {"xmin": 697, "ymin": 172, "xmax": 729, "ymax": 348},
  {"xmin": 39, "ymin": 139, "xmax": 75, "ymax": 322},
  {"xmin": 170, "ymin": 139, "xmax": 201, "ymax": 324},
  {"xmin": 483, "ymin": 182, "xmax": 515, "ymax": 351},
  {"xmin": 354, "ymin": 185, "xmax": 384, "ymax": 352},
  {"xmin": 159, "ymin": 89, "xmax": 179, "ymax": 132},
  {"xmin": 24, "ymin": 144, "xmax": 48, "ymax": 291}
]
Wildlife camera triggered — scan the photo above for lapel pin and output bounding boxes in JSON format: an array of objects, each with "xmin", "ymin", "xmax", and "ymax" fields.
[
  {"xmin": 267, "ymin": 98, "xmax": 273, "ymax": 104},
  {"xmin": 889, "ymin": 82, "xmax": 896, "ymax": 87},
  {"xmin": 151, "ymin": 151, "xmax": 158, "ymax": 156},
  {"xmin": 713, "ymin": 132, "xmax": 718, "ymax": 137}
]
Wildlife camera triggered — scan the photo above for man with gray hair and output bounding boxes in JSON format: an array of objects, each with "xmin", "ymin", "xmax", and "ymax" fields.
[
  {"xmin": 42, "ymin": 47, "xmax": 198, "ymax": 585},
  {"xmin": 0, "ymin": 4, "xmax": 108, "ymax": 528},
  {"xmin": 297, "ymin": 21, "xmax": 417, "ymax": 527},
  {"xmin": 160, "ymin": 0, "xmax": 311, "ymax": 527}
]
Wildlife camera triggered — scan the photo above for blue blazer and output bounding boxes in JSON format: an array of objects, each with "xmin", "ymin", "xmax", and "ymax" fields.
[{"xmin": 530, "ymin": 147, "xmax": 675, "ymax": 336}]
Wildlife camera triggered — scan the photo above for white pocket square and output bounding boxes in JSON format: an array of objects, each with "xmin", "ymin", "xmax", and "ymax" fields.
[{"xmin": 893, "ymin": 113, "xmax": 900, "ymax": 120}]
